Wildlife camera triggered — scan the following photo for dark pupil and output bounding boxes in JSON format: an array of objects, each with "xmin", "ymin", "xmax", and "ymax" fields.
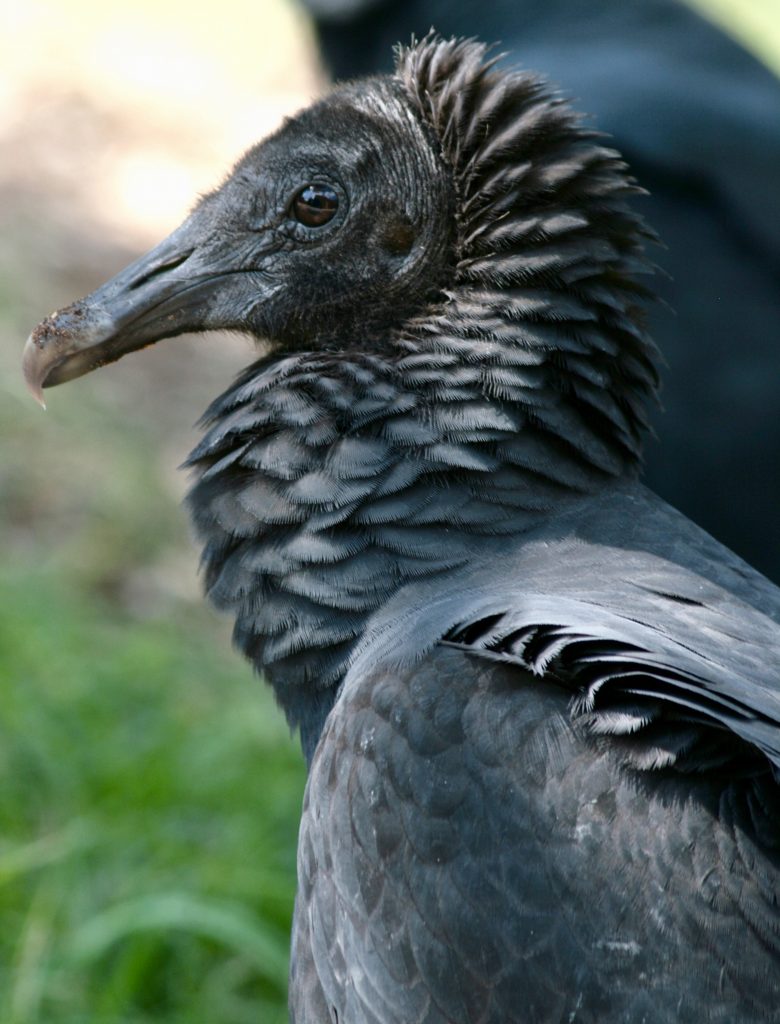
[{"xmin": 292, "ymin": 184, "xmax": 339, "ymax": 227}]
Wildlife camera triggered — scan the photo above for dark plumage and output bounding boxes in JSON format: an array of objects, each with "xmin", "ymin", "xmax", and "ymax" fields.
[{"xmin": 24, "ymin": 37, "xmax": 780, "ymax": 1023}]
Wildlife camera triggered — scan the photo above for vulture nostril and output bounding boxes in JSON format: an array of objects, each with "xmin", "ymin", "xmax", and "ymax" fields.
[{"xmin": 129, "ymin": 250, "xmax": 194, "ymax": 291}]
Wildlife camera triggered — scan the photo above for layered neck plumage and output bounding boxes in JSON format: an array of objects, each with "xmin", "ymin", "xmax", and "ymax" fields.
[{"xmin": 185, "ymin": 37, "xmax": 660, "ymax": 757}]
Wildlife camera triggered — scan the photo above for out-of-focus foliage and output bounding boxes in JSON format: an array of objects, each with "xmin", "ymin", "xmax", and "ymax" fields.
[
  {"xmin": 1, "ymin": 302, "xmax": 304, "ymax": 1023},
  {"xmin": 0, "ymin": 563, "xmax": 301, "ymax": 1024},
  {"xmin": 0, "ymin": 3, "xmax": 316, "ymax": 1021},
  {"xmin": 0, "ymin": 1, "xmax": 777, "ymax": 1022}
]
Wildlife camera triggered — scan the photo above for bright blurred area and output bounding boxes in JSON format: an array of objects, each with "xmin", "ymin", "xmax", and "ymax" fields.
[
  {"xmin": 0, "ymin": 2, "xmax": 778, "ymax": 1022},
  {"xmin": 0, "ymin": 0, "xmax": 323, "ymax": 243},
  {"xmin": 685, "ymin": 0, "xmax": 780, "ymax": 77}
]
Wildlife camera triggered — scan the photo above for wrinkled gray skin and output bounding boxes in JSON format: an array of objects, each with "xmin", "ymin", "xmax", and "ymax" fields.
[{"xmin": 24, "ymin": 37, "xmax": 780, "ymax": 1024}]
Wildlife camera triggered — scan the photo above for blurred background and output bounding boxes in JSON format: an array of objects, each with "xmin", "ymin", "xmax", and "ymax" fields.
[{"xmin": 0, "ymin": 2, "xmax": 778, "ymax": 1022}]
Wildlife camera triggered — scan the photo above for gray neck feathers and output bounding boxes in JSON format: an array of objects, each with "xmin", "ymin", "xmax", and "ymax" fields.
[{"xmin": 186, "ymin": 38, "xmax": 660, "ymax": 755}]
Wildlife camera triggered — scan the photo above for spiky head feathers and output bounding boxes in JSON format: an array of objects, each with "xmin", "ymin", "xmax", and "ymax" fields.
[{"xmin": 394, "ymin": 36, "xmax": 660, "ymax": 466}]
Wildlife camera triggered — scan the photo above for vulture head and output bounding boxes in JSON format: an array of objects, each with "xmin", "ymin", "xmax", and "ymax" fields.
[
  {"xmin": 23, "ymin": 36, "xmax": 660, "ymax": 754},
  {"xmin": 25, "ymin": 72, "xmax": 454, "ymax": 387},
  {"xmin": 24, "ymin": 36, "xmax": 656, "ymax": 400}
]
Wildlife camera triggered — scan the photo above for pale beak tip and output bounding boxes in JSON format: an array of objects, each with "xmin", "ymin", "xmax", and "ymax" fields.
[{"xmin": 22, "ymin": 332, "xmax": 49, "ymax": 409}]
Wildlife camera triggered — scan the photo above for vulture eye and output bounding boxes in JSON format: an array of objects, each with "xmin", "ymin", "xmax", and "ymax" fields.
[{"xmin": 291, "ymin": 184, "xmax": 339, "ymax": 227}]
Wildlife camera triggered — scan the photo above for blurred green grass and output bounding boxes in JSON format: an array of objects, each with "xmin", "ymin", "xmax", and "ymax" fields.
[
  {"xmin": 1, "ymin": 330, "xmax": 303, "ymax": 1021},
  {"xmin": 1, "ymin": 511, "xmax": 302, "ymax": 1023},
  {"xmin": 1, "ymin": 565, "xmax": 301, "ymax": 1024},
  {"xmin": 1, "ymin": 2, "xmax": 778, "ymax": 1023}
]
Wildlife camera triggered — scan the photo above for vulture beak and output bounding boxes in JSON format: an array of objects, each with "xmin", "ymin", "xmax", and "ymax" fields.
[{"xmin": 22, "ymin": 213, "xmax": 270, "ymax": 405}]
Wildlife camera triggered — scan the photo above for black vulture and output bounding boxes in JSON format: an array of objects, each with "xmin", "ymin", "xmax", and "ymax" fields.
[
  {"xmin": 302, "ymin": 0, "xmax": 780, "ymax": 584},
  {"xmin": 23, "ymin": 36, "xmax": 780, "ymax": 1024}
]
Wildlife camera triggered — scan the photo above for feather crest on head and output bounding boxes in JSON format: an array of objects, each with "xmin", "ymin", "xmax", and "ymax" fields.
[{"xmin": 395, "ymin": 36, "xmax": 661, "ymax": 466}]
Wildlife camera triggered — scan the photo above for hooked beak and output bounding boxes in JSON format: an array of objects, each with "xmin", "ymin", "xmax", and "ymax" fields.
[{"xmin": 22, "ymin": 213, "xmax": 273, "ymax": 405}]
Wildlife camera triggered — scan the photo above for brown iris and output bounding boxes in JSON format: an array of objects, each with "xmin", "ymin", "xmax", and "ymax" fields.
[{"xmin": 291, "ymin": 184, "xmax": 339, "ymax": 227}]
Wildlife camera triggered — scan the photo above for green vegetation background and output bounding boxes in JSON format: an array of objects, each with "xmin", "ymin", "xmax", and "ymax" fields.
[{"xmin": 1, "ymin": 3, "xmax": 778, "ymax": 1022}]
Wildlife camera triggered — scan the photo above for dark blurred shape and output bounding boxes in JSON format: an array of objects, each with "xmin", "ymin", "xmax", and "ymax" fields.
[{"xmin": 302, "ymin": 0, "xmax": 780, "ymax": 581}]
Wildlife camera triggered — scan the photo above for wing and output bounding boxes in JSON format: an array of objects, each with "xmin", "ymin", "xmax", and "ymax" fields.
[
  {"xmin": 442, "ymin": 591, "xmax": 780, "ymax": 775},
  {"xmin": 349, "ymin": 483, "xmax": 780, "ymax": 776},
  {"xmin": 291, "ymin": 484, "xmax": 780, "ymax": 1021},
  {"xmin": 291, "ymin": 645, "xmax": 780, "ymax": 1024}
]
